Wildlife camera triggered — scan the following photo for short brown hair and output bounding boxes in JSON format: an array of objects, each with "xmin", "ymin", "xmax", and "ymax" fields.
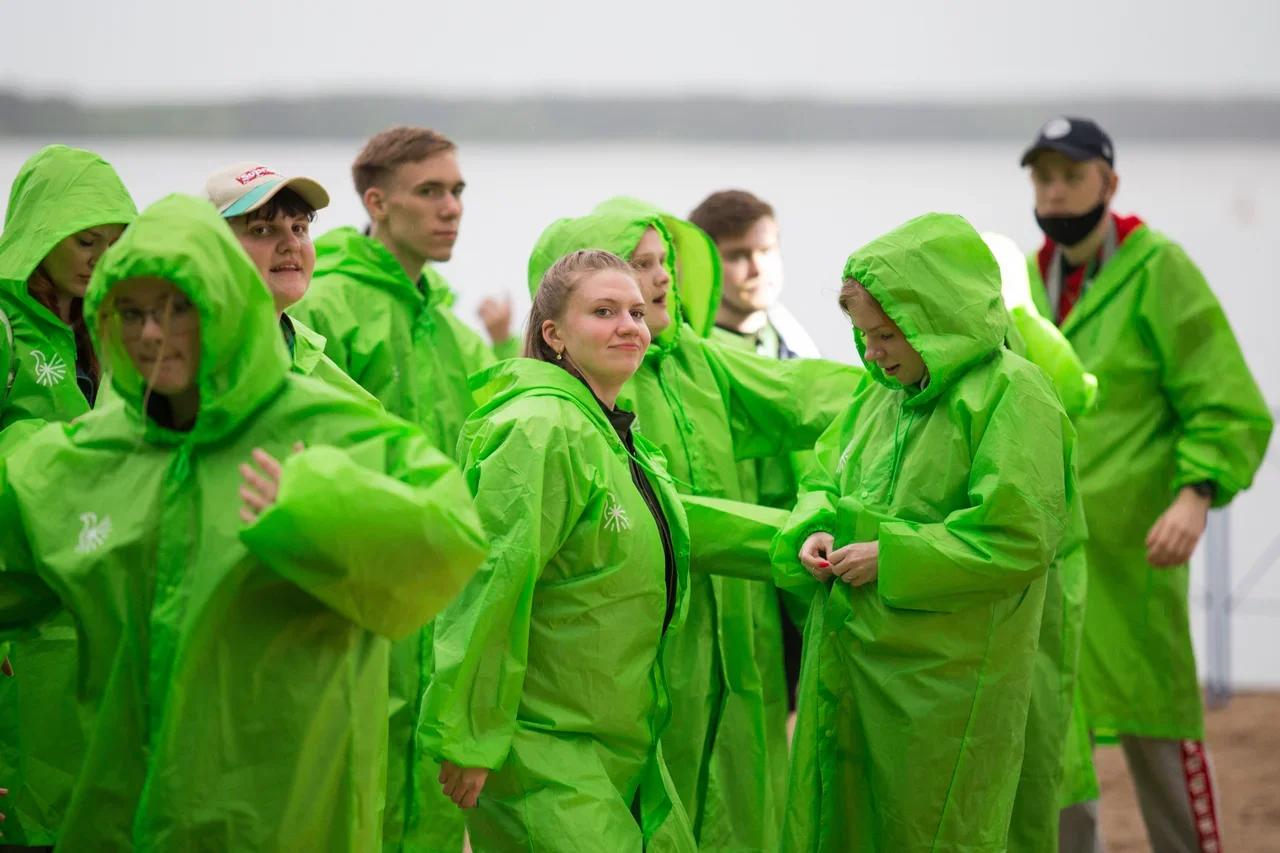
[
  {"xmin": 352, "ymin": 126, "xmax": 456, "ymax": 195},
  {"xmin": 688, "ymin": 190, "xmax": 775, "ymax": 242},
  {"xmin": 523, "ymin": 250, "xmax": 635, "ymax": 372}
]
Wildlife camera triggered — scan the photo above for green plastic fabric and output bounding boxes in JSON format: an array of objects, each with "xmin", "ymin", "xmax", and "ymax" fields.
[
  {"xmin": 421, "ymin": 357, "xmax": 700, "ymax": 851},
  {"xmin": 589, "ymin": 197, "xmax": 722, "ymax": 339},
  {"xmin": 0, "ymin": 194, "xmax": 487, "ymax": 851},
  {"xmin": 0, "ymin": 145, "xmax": 137, "ymax": 430},
  {"xmin": 287, "ymin": 312, "xmax": 380, "ymax": 405},
  {"xmin": 1026, "ymin": 227, "xmax": 1273, "ymax": 741},
  {"xmin": 987, "ymin": 235, "xmax": 1098, "ymax": 849},
  {"xmin": 0, "ymin": 144, "xmax": 136, "ymax": 846},
  {"xmin": 774, "ymin": 213, "xmax": 1074, "ymax": 852},
  {"xmin": 291, "ymin": 228, "xmax": 500, "ymax": 852},
  {"xmin": 528, "ymin": 200, "xmax": 860, "ymax": 851}
]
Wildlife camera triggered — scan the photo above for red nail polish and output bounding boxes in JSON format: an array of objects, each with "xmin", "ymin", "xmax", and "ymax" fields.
[{"xmin": 818, "ymin": 561, "xmax": 831, "ymax": 568}]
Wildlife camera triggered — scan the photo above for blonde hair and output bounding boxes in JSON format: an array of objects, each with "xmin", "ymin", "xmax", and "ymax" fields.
[{"xmin": 523, "ymin": 250, "xmax": 635, "ymax": 369}]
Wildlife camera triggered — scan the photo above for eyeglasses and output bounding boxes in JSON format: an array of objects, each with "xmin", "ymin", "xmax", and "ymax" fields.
[{"xmin": 114, "ymin": 297, "xmax": 197, "ymax": 337}]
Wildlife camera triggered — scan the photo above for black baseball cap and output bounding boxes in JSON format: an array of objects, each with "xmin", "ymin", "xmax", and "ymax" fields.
[{"xmin": 1020, "ymin": 117, "xmax": 1115, "ymax": 167}]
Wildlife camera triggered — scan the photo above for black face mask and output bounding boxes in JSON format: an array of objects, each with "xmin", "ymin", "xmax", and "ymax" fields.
[{"xmin": 1035, "ymin": 201, "xmax": 1107, "ymax": 247}]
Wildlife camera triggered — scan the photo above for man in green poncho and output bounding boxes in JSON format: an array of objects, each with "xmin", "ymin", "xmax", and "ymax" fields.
[
  {"xmin": 0, "ymin": 193, "xmax": 488, "ymax": 851},
  {"xmin": 528, "ymin": 199, "xmax": 861, "ymax": 852},
  {"xmin": 775, "ymin": 212, "xmax": 1074, "ymax": 852},
  {"xmin": 290, "ymin": 126, "xmax": 512, "ymax": 852},
  {"xmin": 0, "ymin": 144, "xmax": 137, "ymax": 850},
  {"xmin": 1020, "ymin": 116, "xmax": 1273, "ymax": 852},
  {"xmin": 690, "ymin": 188, "xmax": 821, "ymax": 726}
]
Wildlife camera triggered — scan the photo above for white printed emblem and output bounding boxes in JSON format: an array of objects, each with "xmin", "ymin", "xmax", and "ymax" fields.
[
  {"xmin": 836, "ymin": 443, "xmax": 854, "ymax": 476},
  {"xmin": 604, "ymin": 497, "xmax": 631, "ymax": 532},
  {"xmin": 75, "ymin": 512, "xmax": 112, "ymax": 554},
  {"xmin": 1042, "ymin": 117, "xmax": 1072, "ymax": 139},
  {"xmin": 31, "ymin": 349, "xmax": 68, "ymax": 387}
]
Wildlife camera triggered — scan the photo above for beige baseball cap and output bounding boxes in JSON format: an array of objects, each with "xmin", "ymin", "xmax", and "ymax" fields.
[{"xmin": 205, "ymin": 162, "xmax": 330, "ymax": 218}]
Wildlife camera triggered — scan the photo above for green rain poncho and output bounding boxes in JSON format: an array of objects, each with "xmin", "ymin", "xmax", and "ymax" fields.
[
  {"xmin": 0, "ymin": 194, "xmax": 487, "ymax": 851},
  {"xmin": 291, "ymin": 227, "xmax": 500, "ymax": 851},
  {"xmin": 421, "ymin": 357, "xmax": 698, "ymax": 851},
  {"xmin": 285, "ymin": 312, "xmax": 380, "ymax": 405},
  {"xmin": 985, "ymin": 232, "xmax": 1096, "ymax": 851},
  {"xmin": 1026, "ymin": 225, "xmax": 1273, "ymax": 741},
  {"xmin": 0, "ymin": 145, "xmax": 137, "ymax": 428},
  {"xmin": 528, "ymin": 200, "xmax": 860, "ymax": 852},
  {"xmin": 0, "ymin": 144, "xmax": 136, "ymax": 846},
  {"xmin": 774, "ymin": 213, "xmax": 1074, "ymax": 853}
]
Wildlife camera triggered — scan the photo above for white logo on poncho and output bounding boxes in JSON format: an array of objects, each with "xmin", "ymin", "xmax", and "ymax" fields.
[
  {"xmin": 75, "ymin": 512, "xmax": 112, "ymax": 554},
  {"xmin": 31, "ymin": 349, "xmax": 68, "ymax": 387},
  {"xmin": 836, "ymin": 443, "xmax": 854, "ymax": 476},
  {"xmin": 604, "ymin": 497, "xmax": 631, "ymax": 532}
]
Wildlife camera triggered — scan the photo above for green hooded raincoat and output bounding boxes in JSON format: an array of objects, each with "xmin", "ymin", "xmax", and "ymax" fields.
[
  {"xmin": 774, "ymin": 213, "xmax": 1073, "ymax": 852},
  {"xmin": 422, "ymin": 357, "xmax": 701, "ymax": 851},
  {"xmin": 0, "ymin": 194, "xmax": 488, "ymax": 851},
  {"xmin": 994, "ymin": 241, "xmax": 1097, "ymax": 850},
  {"xmin": 291, "ymin": 227, "xmax": 501, "ymax": 851},
  {"xmin": 528, "ymin": 200, "xmax": 860, "ymax": 851},
  {"xmin": 0, "ymin": 144, "xmax": 137, "ymax": 846},
  {"xmin": 1026, "ymin": 225, "xmax": 1273, "ymax": 741}
]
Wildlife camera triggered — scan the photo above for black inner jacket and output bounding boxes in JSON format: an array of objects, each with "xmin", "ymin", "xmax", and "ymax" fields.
[{"xmin": 589, "ymin": 383, "xmax": 678, "ymax": 633}]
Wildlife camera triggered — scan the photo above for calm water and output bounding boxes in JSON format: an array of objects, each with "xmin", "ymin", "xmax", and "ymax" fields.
[{"xmin": 2, "ymin": 137, "xmax": 1277, "ymax": 686}]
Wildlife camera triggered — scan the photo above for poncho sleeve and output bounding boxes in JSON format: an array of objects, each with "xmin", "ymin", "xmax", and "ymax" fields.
[
  {"xmin": 420, "ymin": 411, "xmax": 580, "ymax": 771},
  {"xmin": 876, "ymin": 374, "xmax": 1069, "ymax": 612},
  {"xmin": 1138, "ymin": 246, "xmax": 1273, "ymax": 506},
  {"xmin": 771, "ymin": 405, "xmax": 854, "ymax": 593},
  {"xmin": 239, "ymin": 431, "xmax": 487, "ymax": 640},
  {"xmin": 704, "ymin": 338, "xmax": 861, "ymax": 462},
  {"xmin": 0, "ymin": 460, "xmax": 60, "ymax": 640}
]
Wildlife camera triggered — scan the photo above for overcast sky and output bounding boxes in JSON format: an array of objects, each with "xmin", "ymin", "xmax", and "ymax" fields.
[{"xmin": 2, "ymin": 0, "xmax": 1278, "ymax": 103}]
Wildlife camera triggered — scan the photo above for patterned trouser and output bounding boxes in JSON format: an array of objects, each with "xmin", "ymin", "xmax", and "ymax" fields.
[{"xmin": 1059, "ymin": 737, "xmax": 1223, "ymax": 853}]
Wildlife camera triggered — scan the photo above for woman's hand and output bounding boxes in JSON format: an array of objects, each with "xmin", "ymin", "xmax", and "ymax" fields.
[
  {"xmin": 799, "ymin": 532, "xmax": 836, "ymax": 581},
  {"xmin": 440, "ymin": 760, "xmax": 489, "ymax": 809},
  {"xmin": 829, "ymin": 541, "xmax": 879, "ymax": 586},
  {"xmin": 239, "ymin": 444, "xmax": 304, "ymax": 524},
  {"xmin": 1146, "ymin": 487, "xmax": 1211, "ymax": 568}
]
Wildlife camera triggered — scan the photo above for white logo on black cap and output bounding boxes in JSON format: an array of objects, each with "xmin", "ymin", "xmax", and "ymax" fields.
[{"xmin": 1043, "ymin": 118, "xmax": 1072, "ymax": 139}]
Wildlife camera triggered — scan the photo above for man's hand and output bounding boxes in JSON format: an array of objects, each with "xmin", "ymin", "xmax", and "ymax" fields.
[{"xmin": 1146, "ymin": 486, "xmax": 1212, "ymax": 568}]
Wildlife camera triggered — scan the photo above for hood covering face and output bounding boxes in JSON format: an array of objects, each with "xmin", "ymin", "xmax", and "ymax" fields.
[
  {"xmin": 84, "ymin": 193, "xmax": 288, "ymax": 444},
  {"xmin": 0, "ymin": 144, "xmax": 137, "ymax": 289},
  {"xmin": 843, "ymin": 212, "xmax": 1007, "ymax": 407}
]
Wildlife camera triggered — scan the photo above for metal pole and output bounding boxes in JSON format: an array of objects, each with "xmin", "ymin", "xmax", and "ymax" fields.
[{"xmin": 1204, "ymin": 508, "xmax": 1232, "ymax": 709}]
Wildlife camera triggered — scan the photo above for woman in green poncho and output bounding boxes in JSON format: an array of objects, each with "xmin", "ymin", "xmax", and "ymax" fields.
[
  {"xmin": 527, "ymin": 199, "xmax": 859, "ymax": 852},
  {"xmin": 774, "ymin": 213, "xmax": 1074, "ymax": 852},
  {"xmin": 0, "ymin": 194, "xmax": 487, "ymax": 851},
  {"xmin": 421, "ymin": 249, "xmax": 698, "ymax": 851},
  {"xmin": 0, "ymin": 144, "xmax": 136, "ymax": 849},
  {"xmin": 0, "ymin": 144, "xmax": 136, "ymax": 428}
]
